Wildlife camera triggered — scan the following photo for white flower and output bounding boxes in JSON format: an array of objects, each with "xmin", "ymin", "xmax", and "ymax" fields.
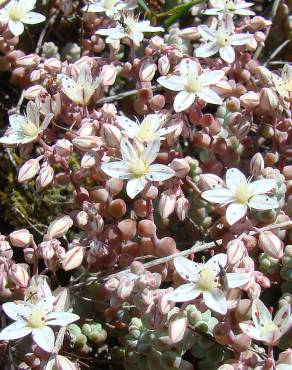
[
  {"xmin": 0, "ymin": 0, "xmax": 45, "ymax": 37},
  {"xmin": 101, "ymin": 138, "xmax": 175, "ymax": 199},
  {"xmin": 195, "ymin": 14, "xmax": 252, "ymax": 63},
  {"xmin": 201, "ymin": 168, "xmax": 278, "ymax": 225},
  {"xmin": 157, "ymin": 59, "xmax": 224, "ymax": 112},
  {"xmin": 117, "ymin": 114, "xmax": 178, "ymax": 142},
  {"xmin": 96, "ymin": 13, "xmax": 164, "ymax": 45},
  {"xmin": 82, "ymin": 0, "xmax": 127, "ymax": 17},
  {"xmin": 203, "ymin": 0, "xmax": 255, "ymax": 16},
  {"xmin": 239, "ymin": 299, "xmax": 292, "ymax": 345},
  {"xmin": 0, "ymin": 101, "xmax": 53, "ymax": 146},
  {"xmin": 0, "ymin": 297, "xmax": 79, "ymax": 352},
  {"xmin": 170, "ymin": 254, "xmax": 251, "ymax": 315},
  {"xmin": 58, "ymin": 64, "xmax": 101, "ymax": 106},
  {"xmin": 271, "ymin": 64, "xmax": 292, "ymax": 100}
]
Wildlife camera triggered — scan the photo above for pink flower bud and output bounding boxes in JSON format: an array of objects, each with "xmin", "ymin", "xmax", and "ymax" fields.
[
  {"xmin": 168, "ymin": 314, "xmax": 188, "ymax": 344},
  {"xmin": 78, "ymin": 121, "xmax": 96, "ymax": 136},
  {"xmin": 16, "ymin": 54, "xmax": 40, "ymax": 67},
  {"xmin": 24, "ymin": 85, "xmax": 46, "ymax": 99},
  {"xmin": 101, "ymin": 124, "xmax": 122, "ymax": 148},
  {"xmin": 278, "ymin": 349, "xmax": 292, "ymax": 366},
  {"xmin": 23, "ymin": 247, "xmax": 35, "ymax": 264},
  {"xmin": 55, "ymin": 139, "xmax": 73, "ymax": 157},
  {"xmin": 38, "ymin": 241, "xmax": 55, "ymax": 260},
  {"xmin": 139, "ymin": 60, "xmax": 157, "ymax": 82},
  {"xmin": 175, "ymin": 197, "xmax": 189, "ymax": 221},
  {"xmin": 44, "ymin": 58, "xmax": 62, "ymax": 73},
  {"xmin": 117, "ymin": 277, "xmax": 135, "ymax": 300},
  {"xmin": 101, "ymin": 64, "xmax": 117, "ymax": 86},
  {"xmin": 250, "ymin": 16, "xmax": 272, "ymax": 31},
  {"xmin": 88, "ymin": 214, "xmax": 104, "ymax": 234},
  {"xmin": 46, "ymin": 215, "xmax": 73, "ymax": 239},
  {"xmin": 81, "ymin": 150, "xmax": 99, "ymax": 169},
  {"xmin": 254, "ymin": 271, "xmax": 270, "ymax": 288},
  {"xmin": 55, "ymin": 355, "xmax": 78, "ymax": 370},
  {"xmin": 30, "ymin": 69, "xmax": 41, "ymax": 81},
  {"xmin": 240, "ymin": 91, "xmax": 259, "ymax": 109},
  {"xmin": 149, "ymin": 36, "xmax": 164, "ymax": 49},
  {"xmin": 236, "ymin": 120, "xmax": 251, "ymax": 140},
  {"xmin": 260, "ymin": 88, "xmax": 278, "ymax": 114},
  {"xmin": 170, "ymin": 158, "xmax": 190, "ymax": 178},
  {"xmin": 76, "ymin": 211, "xmax": 88, "ymax": 227},
  {"xmin": 255, "ymin": 31, "xmax": 266, "ymax": 44},
  {"xmin": 256, "ymin": 67, "xmax": 272, "ymax": 84},
  {"xmin": 214, "ymin": 323, "xmax": 234, "ymax": 345},
  {"xmin": 158, "ymin": 56, "xmax": 170, "ymax": 76},
  {"xmin": 179, "ymin": 27, "xmax": 200, "ymax": 40},
  {"xmin": 0, "ymin": 240, "xmax": 13, "ymax": 259},
  {"xmin": 232, "ymin": 333, "xmax": 251, "ymax": 352},
  {"xmin": 9, "ymin": 229, "xmax": 31, "ymax": 247},
  {"xmin": 62, "ymin": 246, "xmax": 84, "ymax": 271},
  {"xmin": 36, "ymin": 165, "xmax": 54, "ymax": 191},
  {"xmin": 199, "ymin": 173, "xmax": 224, "ymax": 191},
  {"xmin": 250, "ymin": 153, "xmax": 264, "ymax": 177},
  {"xmin": 258, "ymin": 231, "xmax": 284, "ymax": 259},
  {"xmin": 72, "ymin": 136, "xmax": 101, "ymax": 151},
  {"xmin": 9, "ymin": 264, "xmax": 29, "ymax": 287},
  {"xmin": 227, "ymin": 239, "xmax": 246, "ymax": 265},
  {"xmin": 18, "ymin": 159, "xmax": 40, "ymax": 183},
  {"xmin": 158, "ymin": 190, "xmax": 176, "ymax": 219}
]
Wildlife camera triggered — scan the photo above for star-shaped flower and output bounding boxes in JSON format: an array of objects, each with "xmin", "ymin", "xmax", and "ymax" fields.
[
  {"xmin": 157, "ymin": 59, "xmax": 224, "ymax": 112},
  {"xmin": 82, "ymin": 0, "xmax": 127, "ymax": 17},
  {"xmin": 101, "ymin": 138, "xmax": 175, "ymax": 199},
  {"xmin": 0, "ymin": 101, "xmax": 53, "ymax": 146},
  {"xmin": 203, "ymin": 0, "xmax": 255, "ymax": 16},
  {"xmin": 58, "ymin": 64, "xmax": 101, "ymax": 106},
  {"xmin": 195, "ymin": 14, "xmax": 252, "ymax": 63},
  {"xmin": 0, "ymin": 0, "xmax": 45, "ymax": 36},
  {"xmin": 239, "ymin": 299, "xmax": 292, "ymax": 345},
  {"xmin": 117, "ymin": 114, "xmax": 178, "ymax": 143},
  {"xmin": 0, "ymin": 297, "xmax": 79, "ymax": 352},
  {"xmin": 201, "ymin": 168, "xmax": 279, "ymax": 225},
  {"xmin": 170, "ymin": 254, "xmax": 251, "ymax": 315},
  {"xmin": 271, "ymin": 64, "xmax": 292, "ymax": 100}
]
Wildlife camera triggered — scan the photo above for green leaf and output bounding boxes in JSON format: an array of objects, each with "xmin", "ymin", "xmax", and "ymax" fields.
[
  {"xmin": 137, "ymin": 0, "xmax": 155, "ymax": 17},
  {"xmin": 156, "ymin": 0, "xmax": 207, "ymax": 18}
]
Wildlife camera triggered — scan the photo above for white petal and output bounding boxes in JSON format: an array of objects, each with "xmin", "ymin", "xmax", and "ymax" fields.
[
  {"xmin": 170, "ymin": 283, "xmax": 201, "ymax": 302},
  {"xmin": 205, "ymin": 253, "xmax": 227, "ymax": 272},
  {"xmin": 173, "ymin": 256, "xmax": 202, "ymax": 282},
  {"xmin": 179, "ymin": 59, "xmax": 199, "ymax": 78},
  {"xmin": 101, "ymin": 161, "xmax": 130, "ymax": 179},
  {"xmin": 197, "ymin": 87, "xmax": 223, "ymax": 105},
  {"xmin": 173, "ymin": 91, "xmax": 196, "ymax": 112},
  {"xmin": 126, "ymin": 177, "xmax": 146, "ymax": 199},
  {"xmin": 120, "ymin": 138, "xmax": 138, "ymax": 162},
  {"xmin": 201, "ymin": 187, "xmax": 234, "ymax": 204},
  {"xmin": 273, "ymin": 305, "xmax": 292, "ymax": 336},
  {"xmin": 230, "ymin": 33, "xmax": 252, "ymax": 46},
  {"xmin": 96, "ymin": 27, "xmax": 125, "ymax": 40},
  {"xmin": 156, "ymin": 125, "xmax": 179, "ymax": 138},
  {"xmin": 0, "ymin": 321, "xmax": 31, "ymax": 341},
  {"xmin": 58, "ymin": 75, "xmax": 82, "ymax": 104},
  {"xmin": 219, "ymin": 46, "xmax": 235, "ymax": 63},
  {"xmin": 226, "ymin": 203, "xmax": 247, "ymax": 225},
  {"xmin": 77, "ymin": 64, "xmax": 92, "ymax": 87},
  {"xmin": 197, "ymin": 25, "xmax": 216, "ymax": 41},
  {"xmin": 139, "ymin": 23, "xmax": 164, "ymax": 33},
  {"xmin": 46, "ymin": 312, "xmax": 79, "ymax": 326},
  {"xmin": 0, "ymin": 134, "xmax": 24, "ymax": 145},
  {"xmin": 8, "ymin": 20, "xmax": 24, "ymax": 36},
  {"xmin": 248, "ymin": 195, "xmax": 279, "ymax": 210},
  {"xmin": 0, "ymin": 11, "xmax": 9, "ymax": 23},
  {"xmin": 203, "ymin": 289, "xmax": 227, "ymax": 315},
  {"xmin": 157, "ymin": 75, "xmax": 185, "ymax": 92},
  {"xmin": 117, "ymin": 116, "xmax": 139, "ymax": 137},
  {"xmin": 26, "ymin": 101, "xmax": 39, "ymax": 127},
  {"xmin": 282, "ymin": 64, "xmax": 292, "ymax": 87},
  {"xmin": 201, "ymin": 70, "xmax": 225, "ymax": 86},
  {"xmin": 226, "ymin": 168, "xmax": 247, "ymax": 192},
  {"xmin": 235, "ymin": 8, "xmax": 255, "ymax": 15},
  {"xmin": 32, "ymin": 326, "xmax": 55, "ymax": 352},
  {"xmin": 36, "ymin": 296, "xmax": 55, "ymax": 314},
  {"xmin": 195, "ymin": 42, "xmax": 219, "ymax": 58},
  {"xmin": 9, "ymin": 114, "xmax": 26, "ymax": 131},
  {"xmin": 147, "ymin": 164, "xmax": 175, "ymax": 181},
  {"xmin": 22, "ymin": 12, "xmax": 46, "ymax": 25},
  {"xmin": 141, "ymin": 139, "xmax": 160, "ymax": 164},
  {"xmin": 252, "ymin": 299, "xmax": 272, "ymax": 328},
  {"xmin": 2, "ymin": 301, "xmax": 31, "ymax": 321},
  {"xmin": 19, "ymin": 0, "xmax": 36, "ymax": 12},
  {"xmin": 248, "ymin": 179, "xmax": 276, "ymax": 196},
  {"xmin": 83, "ymin": 4, "xmax": 105, "ymax": 12},
  {"xmin": 226, "ymin": 272, "xmax": 251, "ymax": 288},
  {"xmin": 239, "ymin": 322, "xmax": 262, "ymax": 341}
]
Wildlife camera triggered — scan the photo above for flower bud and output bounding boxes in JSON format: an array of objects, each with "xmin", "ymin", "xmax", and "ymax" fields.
[
  {"xmin": 258, "ymin": 231, "xmax": 284, "ymax": 259},
  {"xmin": 199, "ymin": 173, "xmax": 224, "ymax": 191},
  {"xmin": 44, "ymin": 58, "xmax": 62, "ymax": 73},
  {"xmin": 55, "ymin": 139, "xmax": 73, "ymax": 157},
  {"xmin": 149, "ymin": 36, "xmax": 164, "ymax": 49},
  {"xmin": 236, "ymin": 119, "xmax": 251, "ymax": 140},
  {"xmin": 24, "ymin": 85, "xmax": 46, "ymax": 99},
  {"xmin": 18, "ymin": 159, "xmax": 40, "ymax": 183},
  {"xmin": 16, "ymin": 54, "xmax": 40, "ymax": 67},
  {"xmin": 175, "ymin": 197, "xmax": 189, "ymax": 221},
  {"xmin": 250, "ymin": 16, "xmax": 272, "ymax": 31},
  {"xmin": 38, "ymin": 241, "xmax": 54, "ymax": 260},
  {"xmin": 170, "ymin": 158, "xmax": 190, "ymax": 178},
  {"xmin": 30, "ymin": 69, "xmax": 41, "ymax": 81},
  {"xmin": 260, "ymin": 88, "xmax": 278, "ymax": 114},
  {"xmin": 139, "ymin": 60, "xmax": 157, "ymax": 82},
  {"xmin": 278, "ymin": 349, "xmax": 292, "ymax": 366},
  {"xmin": 36, "ymin": 165, "xmax": 54, "ymax": 191},
  {"xmin": 72, "ymin": 136, "xmax": 101, "ymax": 151},
  {"xmin": 0, "ymin": 240, "xmax": 13, "ymax": 259},
  {"xmin": 9, "ymin": 264, "xmax": 29, "ymax": 287},
  {"xmin": 54, "ymin": 355, "xmax": 78, "ymax": 370},
  {"xmin": 101, "ymin": 64, "xmax": 116, "ymax": 86},
  {"xmin": 62, "ymin": 246, "xmax": 84, "ymax": 271},
  {"xmin": 158, "ymin": 190, "xmax": 176, "ymax": 219},
  {"xmin": 81, "ymin": 150, "xmax": 99, "ymax": 169},
  {"xmin": 9, "ymin": 229, "xmax": 31, "ymax": 248},
  {"xmin": 240, "ymin": 91, "xmax": 259, "ymax": 109},
  {"xmin": 227, "ymin": 239, "xmax": 246, "ymax": 265},
  {"xmin": 168, "ymin": 314, "xmax": 188, "ymax": 344},
  {"xmin": 158, "ymin": 55, "xmax": 170, "ymax": 76},
  {"xmin": 46, "ymin": 215, "xmax": 73, "ymax": 240},
  {"xmin": 76, "ymin": 211, "xmax": 88, "ymax": 227},
  {"xmin": 23, "ymin": 247, "xmax": 35, "ymax": 264},
  {"xmin": 179, "ymin": 27, "xmax": 200, "ymax": 40},
  {"xmin": 101, "ymin": 124, "xmax": 122, "ymax": 148},
  {"xmin": 256, "ymin": 67, "xmax": 272, "ymax": 85},
  {"xmin": 250, "ymin": 153, "xmax": 264, "ymax": 177}
]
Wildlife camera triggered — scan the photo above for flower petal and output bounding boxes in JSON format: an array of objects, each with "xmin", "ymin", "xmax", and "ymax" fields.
[
  {"xmin": 226, "ymin": 203, "xmax": 247, "ymax": 225},
  {"xmin": 201, "ymin": 187, "xmax": 234, "ymax": 204},
  {"xmin": 2, "ymin": 301, "xmax": 31, "ymax": 321},
  {"xmin": 203, "ymin": 289, "xmax": 227, "ymax": 315},
  {"xmin": 26, "ymin": 101, "xmax": 39, "ymax": 127},
  {"xmin": 157, "ymin": 75, "xmax": 185, "ymax": 92},
  {"xmin": 226, "ymin": 272, "xmax": 251, "ymax": 288},
  {"xmin": 8, "ymin": 20, "xmax": 24, "ymax": 36},
  {"xmin": 46, "ymin": 312, "xmax": 79, "ymax": 326},
  {"xmin": 170, "ymin": 283, "xmax": 201, "ymax": 302},
  {"xmin": 239, "ymin": 322, "xmax": 262, "ymax": 341},
  {"xmin": 205, "ymin": 253, "xmax": 227, "ymax": 272},
  {"xmin": 0, "ymin": 321, "xmax": 32, "ymax": 341},
  {"xmin": 101, "ymin": 161, "xmax": 130, "ymax": 179},
  {"xmin": 252, "ymin": 299, "xmax": 271, "ymax": 329},
  {"xmin": 36, "ymin": 297, "xmax": 55, "ymax": 315},
  {"xmin": 201, "ymin": 70, "xmax": 225, "ymax": 86},
  {"xmin": 22, "ymin": 12, "xmax": 46, "ymax": 25},
  {"xmin": 116, "ymin": 116, "xmax": 139, "ymax": 138},
  {"xmin": 248, "ymin": 195, "xmax": 278, "ymax": 210},
  {"xmin": 197, "ymin": 25, "xmax": 216, "ymax": 41},
  {"xmin": 273, "ymin": 304, "xmax": 292, "ymax": 336},
  {"xmin": 147, "ymin": 164, "xmax": 175, "ymax": 181},
  {"xmin": 219, "ymin": 46, "xmax": 235, "ymax": 63},
  {"xmin": 19, "ymin": 0, "xmax": 36, "ymax": 12},
  {"xmin": 126, "ymin": 176, "xmax": 146, "ymax": 199},
  {"xmin": 195, "ymin": 42, "xmax": 219, "ymax": 58},
  {"xmin": 173, "ymin": 256, "xmax": 202, "ymax": 282},
  {"xmin": 32, "ymin": 326, "xmax": 55, "ymax": 352},
  {"xmin": 197, "ymin": 87, "xmax": 223, "ymax": 105},
  {"xmin": 120, "ymin": 138, "xmax": 138, "ymax": 162},
  {"xmin": 248, "ymin": 179, "xmax": 276, "ymax": 196},
  {"xmin": 173, "ymin": 91, "xmax": 196, "ymax": 112},
  {"xmin": 9, "ymin": 114, "xmax": 27, "ymax": 131},
  {"xmin": 179, "ymin": 59, "xmax": 200, "ymax": 78},
  {"xmin": 230, "ymin": 33, "xmax": 252, "ymax": 46},
  {"xmin": 226, "ymin": 168, "xmax": 247, "ymax": 192}
]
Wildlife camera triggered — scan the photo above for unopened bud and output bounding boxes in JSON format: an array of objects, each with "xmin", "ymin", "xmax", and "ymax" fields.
[
  {"xmin": 250, "ymin": 153, "xmax": 264, "ymax": 177},
  {"xmin": 260, "ymin": 88, "xmax": 278, "ymax": 114},
  {"xmin": 256, "ymin": 67, "xmax": 272, "ymax": 85},
  {"xmin": 101, "ymin": 64, "xmax": 116, "ymax": 86},
  {"xmin": 16, "ymin": 54, "xmax": 40, "ymax": 67},
  {"xmin": 62, "ymin": 246, "xmax": 84, "ymax": 271},
  {"xmin": 0, "ymin": 240, "xmax": 13, "ymax": 259},
  {"xmin": 44, "ymin": 58, "xmax": 62, "ymax": 73},
  {"xmin": 158, "ymin": 190, "xmax": 176, "ymax": 219},
  {"xmin": 101, "ymin": 124, "xmax": 122, "ymax": 148},
  {"xmin": 9, "ymin": 264, "xmax": 29, "ymax": 287},
  {"xmin": 46, "ymin": 215, "xmax": 73, "ymax": 240},
  {"xmin": 55, "ymin": 139, "xmax": 73, "ymax": 157},
  {"xmin": 227, "ymin": 239, "xmax": 246, "ymax": 265},
  {"xmin": 24, "ymin": 85, "xmax": 46, "ymax": 99},
  {"xmin": 240, "ymin": 91, "xmax": 259, "ymax": 108},
  {"xmin": 9, "ymin": 229, "xmax": 31, "ymax": 248},
  {"xmin": 36, "ymin": 165, "xmax": 54, "ymax": 191},
  {"xmin": 258, "ymin": 231, "xmax": 284, "ymax": 259},
  {"xmin": 168, "ymin": 314, "xmax": 188, "ymax": 344},
  {"xmin": 76, "ymin": 211, "xmax": 88, "ymax": 227},
  {"xmin": 23, "ymin": 247, "xmax": 35, "ymax": 264},
  {"xmin": 18, "ymin": 159, "xmax": 40, "ymax": 183},
  {"xmin": 54, "ymin": 355, "xmax": 78, "ymax": 370},
  {"xmin": 236, "ymin": 120, "xmax": 251, "ymax": 140},
  {"xmin": 149, "ymin": 36, "xmax": 164, "ymax": 49},
  {"xmin": 179, "ymin": 27, "xmax": 200, "ymax": 40},
  {"xmin": 158, "ymin": 55, "xmax": 170, "ymax": 76},
  {"xmin": 199, "ymin": 173, "xmax": 224, "ymax": 191},
  {"xmin": 250, "ymin": 16, "xmax": 272, "ymax": 31},
  {"xmin": 175, "ymin": 197, "xmax": 189, "ymax": 221},
  {"xmin": 72, "ymin": 136, "xmax": 101, "ymax": 151},
  {"xmin": 170, "ymin": 158, "xmax": 190, "ymax": 178},
  {"xmin": 139, "ymin": 60, "xmax": 157, "ymax": 82}
]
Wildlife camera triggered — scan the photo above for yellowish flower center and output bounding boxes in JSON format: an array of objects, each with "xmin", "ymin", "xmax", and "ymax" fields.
[
  {"xmin": 28, "ymin": 308, "xmax": 46, "ymax": 329},
  {"xmin": 285, "ymin": 79, "xmax": 292, "ymax": 92},
  {"xmin": 234, "ymin": 182, "xmax": 251, "ymax": 204},
  {"xmin": 216, "ymin": 31, "xmax": 230, "ymax": 47},
  {"xmin": 185, "ymin": 75, "xmax": 202, "ymax": 93},
  {"xmin": 7, "ymin": 4, "xmax": 24, "ymax": 21},
  {"xmin": 104, "ymin": 0, "xmax": 116, "ymax": 10},
  {"xmin": 225, "ymin": 0, "xmax": 236, "ymax": 11},
  {"xmin": 129, "ymin": 158, "xmax": 149, "ymax": 177},
  {"xmin": 22, "ymin": 120, "xmax": 39, "ymax": 138},
  {"xmin": 261, "ymin": 321, "xmax": 277, "ymax": 335},
  {"xmin": 196, "ymin": 269, "xmax": 217, "ymax": 291},
  {"xmin": 137, "ymin": 125, "xmax": 156, "ymax": 142}
]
